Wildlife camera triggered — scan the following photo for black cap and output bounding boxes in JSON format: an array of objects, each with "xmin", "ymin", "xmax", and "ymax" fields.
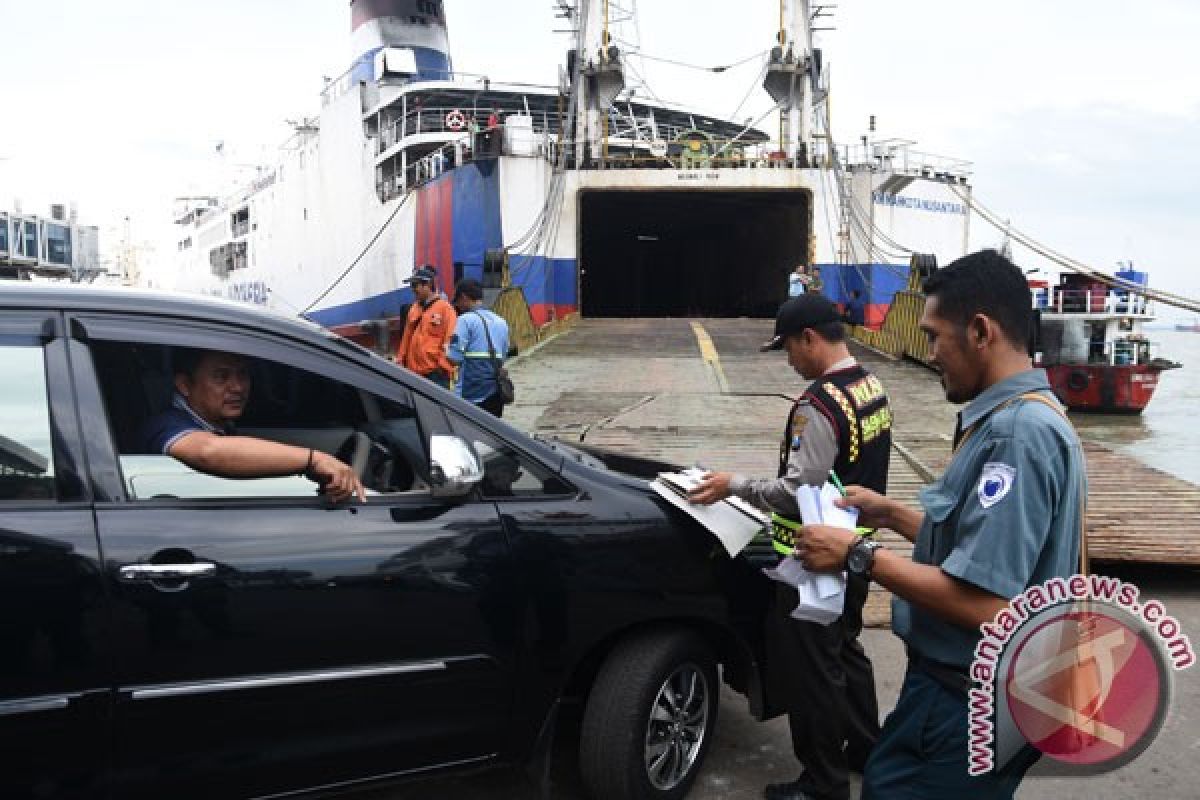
[
  {"xmin": 760, "ymin": 294, "xmax": 841, "ymax": 351},
  {"xmin": 453, "ymin": 278, "xmax": 484, "ymax": 302},
  {"xmin": 404, "ymin": 265, "xmax": 438, "ymax": 285}
]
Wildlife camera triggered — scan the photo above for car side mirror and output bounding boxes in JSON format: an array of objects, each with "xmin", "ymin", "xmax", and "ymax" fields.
[{"xmin": 429, "ymin": 434, "xmax": 484, "ymax": 499}]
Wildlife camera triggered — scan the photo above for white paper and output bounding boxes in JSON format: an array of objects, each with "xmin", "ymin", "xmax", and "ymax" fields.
[
  {"xmin": 763, "ymin": 559, "xmax": 847, "ymax": 625},
  {"xmin": 761, "ymin": 481, "xmax": 861, "ymax": 625},
  {"xmin": 651, "ymin": 469, "xmax": 767, "ymax": 557},
  {"xmin": 795, "ymin": 483, "xmax": 859, "ymax": 531}
]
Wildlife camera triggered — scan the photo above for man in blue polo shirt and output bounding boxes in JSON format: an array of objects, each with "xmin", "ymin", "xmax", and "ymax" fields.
[
  {"xmin": 447, "ymin": 279, "xmax": 510, "ymax": 417},
  {"xmin": 795, "ymin": 250, "xmax": 1085, "ymax": 799},
  {"xmin": 141, "ymin": 348, "xmax": 365, "ymax": 503}
]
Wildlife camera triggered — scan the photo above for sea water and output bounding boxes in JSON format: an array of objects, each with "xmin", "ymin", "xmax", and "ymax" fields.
[{"xmin": 1071, "ymin": 329, "xmax": 1200, "ymax": 486}]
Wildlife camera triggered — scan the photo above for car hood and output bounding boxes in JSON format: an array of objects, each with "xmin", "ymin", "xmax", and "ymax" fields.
[{"xmin": 536, "ymin": 436, "xmax": 682, "ymax": 488}]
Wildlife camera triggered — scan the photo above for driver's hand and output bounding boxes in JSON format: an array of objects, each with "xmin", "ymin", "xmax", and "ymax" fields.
[{"xmin": 309, "ymin": 451, "xmax": 367, "ymax": 503}]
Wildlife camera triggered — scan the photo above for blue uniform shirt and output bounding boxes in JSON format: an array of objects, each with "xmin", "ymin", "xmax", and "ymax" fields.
[
  {"xmin": 893, "ymin": 369, "xmax": 1086, "ymax": 668},
  {"xmin": 140, "ymin": 393, "xmax": 228, "ymax": 454},
  {"xmin": 447, "ymin": 309, "xmax": 510, "ymax": 404}
]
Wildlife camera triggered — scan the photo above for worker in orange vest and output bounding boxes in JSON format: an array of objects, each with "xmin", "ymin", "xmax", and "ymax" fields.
[{"xmin": 395, "ymin": 266, "xmax": 457, "ymax": 389}]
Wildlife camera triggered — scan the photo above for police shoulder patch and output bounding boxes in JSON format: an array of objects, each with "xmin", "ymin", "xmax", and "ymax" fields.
[
  {"xmin": 789, "ymin": 409, "xmax": 810, "ymax": 449},
  {"xmin": 977, "ymin": 462, "xmax": 1016, "ymax": 509}
]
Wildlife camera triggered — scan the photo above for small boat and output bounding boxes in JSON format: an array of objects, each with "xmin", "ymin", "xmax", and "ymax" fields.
[
  {"xmin": 1034, "ymin": 269, "xmax": 1181, "ymax": 413},
  {"xmin": 1175, "ymin": 319, "xmax": 1200, "ymax": 332}
]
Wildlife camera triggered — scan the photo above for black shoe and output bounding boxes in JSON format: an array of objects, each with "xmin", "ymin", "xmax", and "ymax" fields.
[{"xmin": 762, "ymin": 777, "xmax": 820, "ymax": 800}]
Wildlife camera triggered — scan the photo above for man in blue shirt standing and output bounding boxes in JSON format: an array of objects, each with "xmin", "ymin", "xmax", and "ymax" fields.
[
  {"xmin": 795, "ymin": 250, "xmax": 1085, "ymax": 799},
  {"xmin": 447, "ymin": 279, "xmax": 511, "ymax": 417}
]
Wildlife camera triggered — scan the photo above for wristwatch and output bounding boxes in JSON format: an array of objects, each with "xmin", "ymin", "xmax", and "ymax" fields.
[{"xmin": 845, "ymin": 536, "xmax": 882, "ymax": 578}]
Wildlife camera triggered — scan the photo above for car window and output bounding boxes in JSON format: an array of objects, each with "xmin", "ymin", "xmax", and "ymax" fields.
[
  {"xmin": 446, "ymin": 411, "xmax": 572, "ymax": 499},
  {"xmin": 0, "ymin": 345, "xmax": 56, "ymax": 501},
  {"xmin": 90, "ymin": 341, "xmax": 427, "ymax": 500}
]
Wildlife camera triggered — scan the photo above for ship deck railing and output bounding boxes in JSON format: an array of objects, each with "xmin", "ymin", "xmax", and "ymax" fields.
[
  {"xmin": 839, "ymin": 141, "xmax": 973, "ymax": 180},
  {"xmin": 1046, "ymin": 337, "xmax": 1160, "ymax": 367},
  {"xmin": 1037, "ymin": 287, "xmax": 1153, "ymax": 316},
  {"xmin": 375, "ymin": 103, "xmax": 775, "ymax": 163}
]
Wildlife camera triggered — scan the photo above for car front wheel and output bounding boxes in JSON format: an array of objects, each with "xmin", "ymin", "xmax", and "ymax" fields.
[{"xmin": 579, "ymin": 630, "xmax": 718, "ymax": 800}]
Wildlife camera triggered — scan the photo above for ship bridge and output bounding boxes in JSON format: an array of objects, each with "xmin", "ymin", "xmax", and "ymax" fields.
[{"xmin": 363, "ymin": 81, "xmax": 770, "ymax": 202}]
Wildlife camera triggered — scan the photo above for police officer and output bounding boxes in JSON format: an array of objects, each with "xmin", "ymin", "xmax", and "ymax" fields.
[
  {"xmin": 797, "ymin": 250, "xmax": 1085, "ymax": 799},
  {"xmin": 690, "ymin": 293, "xmax": 892, "ymax": 800}
]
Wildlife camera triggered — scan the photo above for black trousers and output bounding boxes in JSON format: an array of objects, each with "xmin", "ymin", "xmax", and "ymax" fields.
[{"xmin": 767, "ymin": 573, "xmax": 880, "ymax": 800}]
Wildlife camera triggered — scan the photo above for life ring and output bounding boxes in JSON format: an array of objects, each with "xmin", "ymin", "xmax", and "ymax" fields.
[
  {"xmin": 445, "ymin": 109, "xmax": 467, "ymax": 131},
  {"xmin": 1067, "ymin": 369, "xmax": 1090, "ymax": 393}
]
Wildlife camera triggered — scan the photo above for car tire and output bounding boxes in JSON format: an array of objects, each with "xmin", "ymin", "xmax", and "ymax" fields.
[{"xmin": 579, "ymin": 630, "xmax": 718, "ymax": 800}]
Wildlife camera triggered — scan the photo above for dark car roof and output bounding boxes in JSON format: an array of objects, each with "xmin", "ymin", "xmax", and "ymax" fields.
[{"xmin": 0, "ymin": 282, "xmax": 334, "ymax": 341}]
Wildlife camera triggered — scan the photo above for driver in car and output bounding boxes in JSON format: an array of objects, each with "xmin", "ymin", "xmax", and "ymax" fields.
[{"xmin": 140, "ymin": 348, "xmax": 366, "ymax": 503}]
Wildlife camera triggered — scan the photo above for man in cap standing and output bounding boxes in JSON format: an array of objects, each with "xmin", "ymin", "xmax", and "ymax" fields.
[
  {"xmin": 690, "ymin": 293, "xmax": 893, "ymax": 800},
  {"xmin": 395, "ymin": 266, "xmax": 457, "ymax": 389},
  {"xmin": 447, "ymin": 278, "xmax": 511, "ymax": 417}
]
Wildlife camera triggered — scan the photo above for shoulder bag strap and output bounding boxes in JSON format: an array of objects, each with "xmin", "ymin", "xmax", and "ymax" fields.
[
  {"xmin": 471, "ymin": 311, "xmax": 504, "ymax": 376},
  {"xmin": 1015, "ymin": 393, "xmax": 1088, "ymax": 575},
  {"xmin": 955, "ymin": 391, "xmax": 1088, "ymax": 575}
]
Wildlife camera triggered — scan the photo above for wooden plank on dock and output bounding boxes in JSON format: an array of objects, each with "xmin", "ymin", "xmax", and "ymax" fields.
[{"xmin": 1080, "ymin": 441, "xmax": 1200, "ymax": 565}]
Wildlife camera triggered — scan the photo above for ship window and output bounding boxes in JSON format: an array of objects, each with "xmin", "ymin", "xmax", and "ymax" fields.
[
  {"xmin": 20, "ymin": 220, "xmax": 37, "ymax": 259},
  {"xmin": 209, "ymin": 241, "xmax": 249, "ymax": 277},
  {"xmin": 0, "ymin": 217, "xmax": 8, "ymax": 253},
  {"xmin": 231, "ymin": 208, "xmax": 250, "ymax": 238},
  {"xmin": 45, "ymin": 223, "xmax": 71, "ymax": 265}
]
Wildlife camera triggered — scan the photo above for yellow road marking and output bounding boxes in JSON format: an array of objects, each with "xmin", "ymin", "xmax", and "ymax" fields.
[{"xmin": 690, "ymin": 321, "xmax": 730, "ymax": 394}]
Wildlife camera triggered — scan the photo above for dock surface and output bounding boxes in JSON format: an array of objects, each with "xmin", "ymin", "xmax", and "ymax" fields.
[{"xmin": 512, "ymin": 318, "xmax": 1200, "ymax": 571}]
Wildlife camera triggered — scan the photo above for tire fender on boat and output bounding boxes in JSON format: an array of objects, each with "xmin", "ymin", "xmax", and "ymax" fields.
[{"xmin": 1067, "ymin": 369, "xmax": 1090, "ymax": 392}]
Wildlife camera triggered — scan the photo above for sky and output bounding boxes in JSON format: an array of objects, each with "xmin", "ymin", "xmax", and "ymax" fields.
[{"xmin": 2, "ymin": 0, "xmax": 1198, "ymax": 317}]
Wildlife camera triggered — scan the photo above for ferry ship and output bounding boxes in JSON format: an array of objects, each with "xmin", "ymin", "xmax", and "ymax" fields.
[
  {"xmin": 162, "ymin": 0, "xmax": 973, "ymax": 346},
  {"xmin": 1033, "ymin": 268, "xmax": 1180, "ymax": 413}
]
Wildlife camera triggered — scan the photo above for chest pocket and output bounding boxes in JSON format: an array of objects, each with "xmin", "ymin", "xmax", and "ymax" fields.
[{"xmin": 915, "ymin": 482, "xmax": 961, "ymax": 566}]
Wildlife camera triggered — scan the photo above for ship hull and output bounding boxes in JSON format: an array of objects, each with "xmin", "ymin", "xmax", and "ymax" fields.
[{"xmin": 1044, "ymin": 363, "xmax": 1163, "ymax": 414}]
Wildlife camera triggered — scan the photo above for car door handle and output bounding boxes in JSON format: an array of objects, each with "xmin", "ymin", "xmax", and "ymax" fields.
[{"xmin": 119, "ymin": 562, "xmax": 217, "ymax": 582}]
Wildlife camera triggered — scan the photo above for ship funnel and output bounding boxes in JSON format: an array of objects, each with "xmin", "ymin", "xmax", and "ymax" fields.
[{"xmin": 350, "ymin": 0, "xmax": 452, "ymax": 83}]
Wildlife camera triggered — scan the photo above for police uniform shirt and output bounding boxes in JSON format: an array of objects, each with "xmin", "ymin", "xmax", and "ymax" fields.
[
  {"xmin": 727, "ymin": 357, "xmax": 855, "ymax": 517},
  {"xmin": 893, "ymin": 369, "xmax": 1086, "ymax": 668}
]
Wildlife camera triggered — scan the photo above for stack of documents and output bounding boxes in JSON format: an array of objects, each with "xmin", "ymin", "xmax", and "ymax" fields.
[
  {"xmin": 650, "ymin": 469, "xmax": 767, "ymax": 557},
  {"xmin": 763, "ymin": 483, "xmax": 860, "ymax": 625}
]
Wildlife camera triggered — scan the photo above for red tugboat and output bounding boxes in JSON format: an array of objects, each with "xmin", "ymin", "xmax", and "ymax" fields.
[{"xmin": 1034, "ymin": 269, "xmax": 1181, "ymax": 413}]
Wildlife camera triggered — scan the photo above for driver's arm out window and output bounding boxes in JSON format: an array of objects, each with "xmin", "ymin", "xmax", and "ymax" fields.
[{"xmin": 90, "ymin": 341, "xmax": 424, "ymax": 500}]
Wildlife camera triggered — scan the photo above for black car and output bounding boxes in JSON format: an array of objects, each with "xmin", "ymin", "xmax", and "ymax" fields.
[{"xmin": 0, "ymin": 284, "xmax": 780, "ymax": 800}]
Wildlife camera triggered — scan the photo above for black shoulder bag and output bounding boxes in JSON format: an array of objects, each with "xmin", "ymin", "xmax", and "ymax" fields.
[{"xmin": 472, "ymin": 311, "xmax": 515, "ymax": 405}]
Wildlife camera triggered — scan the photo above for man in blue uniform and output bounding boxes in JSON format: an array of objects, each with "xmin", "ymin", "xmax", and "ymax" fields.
[
  {"xmin": 447, "ymin": 278, "xmax": 511, "ymax": 417},
  {"xmin": 796, "ymin": 250, "xmax": 1085, "ymax": 798}
]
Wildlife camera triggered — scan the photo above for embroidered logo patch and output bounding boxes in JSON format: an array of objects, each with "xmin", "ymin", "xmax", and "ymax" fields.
[
  {"xmin": 789, "ymin": 413, "xmax": 809, "ymax": 450},
  {"xmin": 977, "ymin": 462, "xmax": 1016, "ymax": 509}
]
